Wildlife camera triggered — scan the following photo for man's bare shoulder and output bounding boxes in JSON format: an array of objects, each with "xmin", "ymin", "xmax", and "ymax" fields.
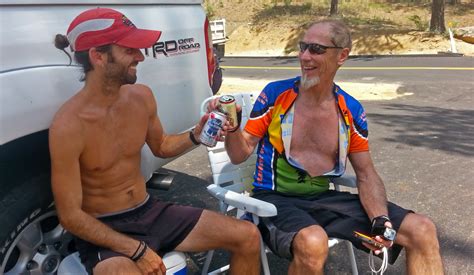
[
  {"xmin": 123, "ymin": 83, "xmax": 156, "ymax": 110},
  {"xmin": 124, "ymin": 83, "xmax": 153, "ymax": 98},
  {"xmin": 49, "ymin": 94, "xmax": 84, "ymax": 143}
]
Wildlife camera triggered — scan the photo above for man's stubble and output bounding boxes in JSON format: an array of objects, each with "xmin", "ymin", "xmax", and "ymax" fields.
[{"xmin": 104, "ymin": 53, "xmax": 138, "ymax": 87}]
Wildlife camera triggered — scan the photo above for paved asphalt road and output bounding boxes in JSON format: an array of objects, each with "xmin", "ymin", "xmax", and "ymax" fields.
[{"xmin": 153, "ymin": 55, "xmax": 473, "ymax": 274}]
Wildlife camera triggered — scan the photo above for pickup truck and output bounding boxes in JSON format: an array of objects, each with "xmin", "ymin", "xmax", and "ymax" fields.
[
  {"xmin": 0, "ymin": 1, "xmax": 220, "ymax": 274},
  {"xmin": 210, "ymin": 18, "xmax": 228, "ymax": 58}
]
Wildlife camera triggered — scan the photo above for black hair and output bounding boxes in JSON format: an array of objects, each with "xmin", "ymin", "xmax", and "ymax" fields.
[
  {"xmin": 54, "ymin": 34, "xmax": 72, "ymax": 64},
  {"xmin": 54, "ymin": 34, "xmax": 112, "ymax": 81}
]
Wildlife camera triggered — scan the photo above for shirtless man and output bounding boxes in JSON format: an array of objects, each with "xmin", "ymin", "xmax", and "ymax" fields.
[
  {"xmin": 211, "ymin": 19, "xmax": 444, "ymax": 274},
  {"xmin": 49, "ymin": 8, "xmax": 260, "ymax": 275}
]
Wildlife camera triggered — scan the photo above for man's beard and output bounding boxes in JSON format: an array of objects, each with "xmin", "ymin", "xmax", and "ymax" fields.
[
  {"xmin": 105, "ymin": 54, "xmax": 137, "ymax": 85},
  {"xmin": 300, "ymin": 74, "xmax": 320, "ymax": 90}
]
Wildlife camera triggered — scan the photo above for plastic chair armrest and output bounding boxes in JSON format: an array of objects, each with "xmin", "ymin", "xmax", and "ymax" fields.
[
  {"xmin": 200, "ymin": 95, "xmax": 219, "ymax": 116},
  {"xmin": 207, "ymin": 184, "xmax": 277, "ymax": 217},
  {"xmin": 221, "ymin": 183, "xmax": 246, "ymax": 193}
]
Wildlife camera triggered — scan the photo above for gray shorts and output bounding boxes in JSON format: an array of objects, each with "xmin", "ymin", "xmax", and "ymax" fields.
[{"xmin": 253, "ymin": 190, "xmax": 412, "ymax": 264}]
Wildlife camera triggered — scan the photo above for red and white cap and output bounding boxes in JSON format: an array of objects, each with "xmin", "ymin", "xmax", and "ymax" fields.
[{"xmin": 66, "ymin": 8, "xmax": 161, "ymax": 52}]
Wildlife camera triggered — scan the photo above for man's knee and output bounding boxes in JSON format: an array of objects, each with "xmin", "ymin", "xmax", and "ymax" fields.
[
  {"xmin": 399, "ymin": 213, "xmax": 439, "ymax": 249},
  {"xmin": 292, "ymin": 225, "xmax": 329, "ymax": 264},
  {"xmin": 93, "ymin": 256, "xmax": 140, "ymax": 275},
  {"xmin": 234, "ymin": 220, "xmax": 261, "ymax": 254}
]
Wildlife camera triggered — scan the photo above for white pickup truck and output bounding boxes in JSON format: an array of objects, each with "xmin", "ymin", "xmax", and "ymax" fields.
[
  {"xmin": 210, "ymin": 18, "xmax": 228, "ymax": 58},
  {"xmin": 0, "ymin": 1, "xmax": 220, "ymax": 274}
]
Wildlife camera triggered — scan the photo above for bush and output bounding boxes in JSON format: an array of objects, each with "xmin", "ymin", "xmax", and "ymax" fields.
[{"xmin": 408, "ymin": 15, "xmax": 428, "ymax": 31}]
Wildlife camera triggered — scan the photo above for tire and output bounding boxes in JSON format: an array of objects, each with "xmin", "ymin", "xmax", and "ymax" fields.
[
  {"xmin": 211, "ymin": 47, "xmax": 223, "ymax": 95},
  {"xmin": 211, "ymin": 65, "xmax": 223, "ymax": 95},
  {"xmin": 0, "ymin": 173, "xmax": 74, "ymax": 275}
]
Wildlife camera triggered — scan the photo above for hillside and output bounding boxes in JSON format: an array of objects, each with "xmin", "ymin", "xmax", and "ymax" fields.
[{"xmin": 205, "ymin": 0, "xmax": 474, "ymax": 56}]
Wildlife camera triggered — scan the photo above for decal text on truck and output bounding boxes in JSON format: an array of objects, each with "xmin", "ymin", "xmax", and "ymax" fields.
[{"xmin": 145, "ymin": 37, "xmax": 200, "ymax": 58}]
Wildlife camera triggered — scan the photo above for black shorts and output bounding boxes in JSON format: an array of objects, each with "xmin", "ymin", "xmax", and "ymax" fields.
[
  {"xmin": 74, "ymin": 196, "xmax": 203, "ymax": 273},
  {"xmin": 253, "ymin": 190, "xmax": 412, "ymax": 264}
]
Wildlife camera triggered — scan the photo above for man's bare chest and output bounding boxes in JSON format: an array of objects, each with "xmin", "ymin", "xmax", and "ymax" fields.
[
  {"xmin": 284, "ymin": 94, "xmax": 342, "ymax": 173},
  {"xmin": 290, "ymin": 110, "xmax": 339, "ymax": 156},
  {"xmin": 80, "ymin": 110, "xmax": 148, "ymax": 171}
]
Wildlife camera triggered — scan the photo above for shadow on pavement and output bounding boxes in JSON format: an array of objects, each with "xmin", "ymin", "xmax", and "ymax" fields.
[{"xmin": 369, "ymin": 104, "xmax": 474, "ymax": 157}]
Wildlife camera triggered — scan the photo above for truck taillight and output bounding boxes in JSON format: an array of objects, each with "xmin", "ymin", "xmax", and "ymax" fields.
[{"xmin": 204, "ymin": 18, "xmax": 215, "ymax": 89}]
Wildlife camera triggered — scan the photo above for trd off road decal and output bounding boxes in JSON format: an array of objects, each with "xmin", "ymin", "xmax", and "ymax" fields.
[{"xmin": 145, "ymin": 37, "xmax": 200, "ymax": 58}]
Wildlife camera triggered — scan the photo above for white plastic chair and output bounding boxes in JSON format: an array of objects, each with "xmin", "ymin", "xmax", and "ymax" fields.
[{"xmin": 200, "ymin": 92, "xmax": 359, "ymax": 275}]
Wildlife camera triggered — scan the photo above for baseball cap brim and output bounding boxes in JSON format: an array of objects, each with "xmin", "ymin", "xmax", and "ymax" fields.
[{"xmin": 116, "ymin": 28, "xmax": 161, "ymax": 49}]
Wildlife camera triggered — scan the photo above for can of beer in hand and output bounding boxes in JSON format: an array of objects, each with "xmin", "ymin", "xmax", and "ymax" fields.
[
  {"xmin": 219, "ymin": 95, "xmax": 238, "ymax": 131},
  {"xmin": 200, "ymin": 110, "xmax": 227, "ymax": 147}
]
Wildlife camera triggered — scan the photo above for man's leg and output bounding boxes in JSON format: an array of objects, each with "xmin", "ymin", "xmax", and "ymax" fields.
[
  {"xmin": 395, "ymin": 213, "xmax": 444, "ymax": 275},
  {"xmin": 174, "ymin": 209, "xmax": 261, "ymax": 275},
  {"xmin": 288, "ymin": 225, "xmax": 329, "ymax": 275},
  {"xmin": 94, "ymin": 256, "xmax": 141, "ymax": 275}
]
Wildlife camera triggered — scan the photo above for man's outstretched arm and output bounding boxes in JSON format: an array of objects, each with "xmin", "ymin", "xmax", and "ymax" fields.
[{"xmin": 142, "ymin": 86, "xmax": 208, "ymax": 158}]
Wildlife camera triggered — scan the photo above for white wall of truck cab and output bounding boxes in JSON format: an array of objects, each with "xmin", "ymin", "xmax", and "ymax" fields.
[{"xmin": 0, "ymin": 0, "xmax": 212, "ymax": 179}]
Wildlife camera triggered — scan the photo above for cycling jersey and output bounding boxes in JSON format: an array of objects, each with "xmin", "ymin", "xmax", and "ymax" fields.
[{"xmin": 244, "ymin": 77, "xmax": 369, "ymax": 195}]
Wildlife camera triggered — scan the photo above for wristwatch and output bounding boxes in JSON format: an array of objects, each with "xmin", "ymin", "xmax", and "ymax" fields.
[{"xmin": 382, "ymin": 227, "xmax": 397, "ymax": 241}]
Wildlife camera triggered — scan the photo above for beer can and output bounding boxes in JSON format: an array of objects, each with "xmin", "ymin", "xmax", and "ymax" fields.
[
  {"xmin": 219, "ymin": 95, "xmax": 238, "ymax": 131},
  {"xmin": 200, "ymin": 110, "xmax": 227, "ymax": 147}
]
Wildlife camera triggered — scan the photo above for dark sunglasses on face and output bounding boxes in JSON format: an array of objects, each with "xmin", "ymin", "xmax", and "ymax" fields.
[{"xmin": 299, "ymin": 41, "xmax": 343, "ymax": 55}]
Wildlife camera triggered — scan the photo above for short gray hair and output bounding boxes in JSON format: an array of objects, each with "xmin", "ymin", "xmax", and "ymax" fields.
[{"xmin": 308, "ymin": 19, "xmax": 352, "ymax": 51}]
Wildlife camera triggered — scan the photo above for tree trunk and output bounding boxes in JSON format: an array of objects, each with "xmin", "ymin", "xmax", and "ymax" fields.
[
  {"xmin": 330, "ymin": 0, "xmax": 338, "ymax": 16},
  {"xmin": 430, "ymin": 0, "xmax": 446, "ymax": 33}
]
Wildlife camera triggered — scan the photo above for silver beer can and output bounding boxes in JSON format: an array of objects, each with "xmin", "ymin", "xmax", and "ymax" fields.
[
  {"xmin": 200, "ymin": 110, "xmax": 227, "ymax": 147},
  {"xmin": 219, "ymin": 95, "xmax": 238, "ymax": 131}
]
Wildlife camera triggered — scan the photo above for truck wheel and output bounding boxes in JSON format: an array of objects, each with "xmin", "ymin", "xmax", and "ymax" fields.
[{"xmin": 0, "ymin": 174, "xmax": 74, "ymax": 275}]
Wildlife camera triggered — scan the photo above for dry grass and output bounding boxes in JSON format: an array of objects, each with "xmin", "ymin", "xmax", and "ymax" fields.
[{"xmin": 204, "ymin": 0, "xmax": 474, "ymax": 56}]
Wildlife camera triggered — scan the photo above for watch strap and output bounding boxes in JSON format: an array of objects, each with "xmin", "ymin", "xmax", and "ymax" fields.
[
  {"xmin": 371, "ymin": 215, "xmax": 392, "ymax": 236},
  {"xmin": 371, "ymin": 215, "xmax": 391, "ymax": 227}
]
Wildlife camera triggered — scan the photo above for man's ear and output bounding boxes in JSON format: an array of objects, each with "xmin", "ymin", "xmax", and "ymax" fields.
[
  {"xmin": 337, "ymin": 48, "xmax": 350, "ymax": 66},
  {"xmin": 89, "ymin": 47, "xmax": 107, "ymax": 68}
]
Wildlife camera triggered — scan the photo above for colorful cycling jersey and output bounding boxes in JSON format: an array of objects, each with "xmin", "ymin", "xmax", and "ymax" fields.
[{"xmin": 244, "ymin": 77, "xmax": 369, "ymax": 196}]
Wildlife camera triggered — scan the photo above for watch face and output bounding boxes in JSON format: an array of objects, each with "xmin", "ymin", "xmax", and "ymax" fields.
[{"xmin": 383, "ymin": 228, "xmax": 397, "ymax": 241}]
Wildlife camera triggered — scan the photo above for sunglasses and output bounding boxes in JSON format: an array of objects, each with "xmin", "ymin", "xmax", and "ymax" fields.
[{"xmin": 299, "ymin": 42, "xmax": 342, "ymax": 55}]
